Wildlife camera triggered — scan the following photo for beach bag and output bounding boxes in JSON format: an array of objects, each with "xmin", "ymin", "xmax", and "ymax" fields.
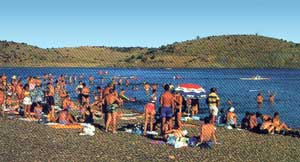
[{"xmin": 188, "ymin": 137, "xmax": 198, "ymax": 147}]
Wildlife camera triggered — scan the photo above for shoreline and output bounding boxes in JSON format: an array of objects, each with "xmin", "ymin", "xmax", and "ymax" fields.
[{"xmin": 1, "ymin": 66, "xmax": 300, "ymax": 70}]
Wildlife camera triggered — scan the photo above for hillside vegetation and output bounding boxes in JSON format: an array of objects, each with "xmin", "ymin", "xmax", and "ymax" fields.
[{"xmin": 1, "ymin": 35, "xmax": 300, "ymax": 68}]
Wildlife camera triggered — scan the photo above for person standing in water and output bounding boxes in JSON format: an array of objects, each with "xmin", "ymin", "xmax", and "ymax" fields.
[
  {"xmin": 257, "ymin": 92, "xmax": 264, "ymax": 108},
  {"xmin": 269, "ymin": 94, "xmax": 275, "ymax": 104}
]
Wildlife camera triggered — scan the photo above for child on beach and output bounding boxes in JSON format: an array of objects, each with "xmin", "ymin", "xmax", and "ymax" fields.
[{"xmin": 226, "ymin": 107, "xmax": 237, "ymax": 128}]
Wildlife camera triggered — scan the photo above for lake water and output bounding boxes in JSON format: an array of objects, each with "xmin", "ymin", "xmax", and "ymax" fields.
[{"xmin": 1, "ymin": 67, "xmax": 300, "ymax": 128}]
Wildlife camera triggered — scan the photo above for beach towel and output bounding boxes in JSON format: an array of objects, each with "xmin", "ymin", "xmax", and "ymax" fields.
[
  {"xmin": 49, "ymin": 124, "xmax": 83, "ymax": 129},
  {"xmin": 18, "ymin": 117, "xmax": 39, "ymax": 122},
  {"xmin": 150, "ymin": 140, "xmax": 165, "ymax": 145},
  {"xmin": 122, "ymin": 113, "xmax": 140, "ymax": 117},
  {"xmin": 192, "ymin": 116, "xmax": 200, "ymax": 121},
  {"xmin": 146, "ymin": 131, "xmax": 159, "ymax": 136},
  {"xmin": 120, "ymin": 116, "xmax": 137, "ymax": 120}
]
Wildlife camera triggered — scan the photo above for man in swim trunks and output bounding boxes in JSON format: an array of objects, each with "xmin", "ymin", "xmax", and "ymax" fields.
[
  {"xmin": 103, "ymin": 89, "xmax": 122, "ymax": 133},
  {"xmin": 160, "ymin": 84, "xmax": 175, "ymax": 135}
]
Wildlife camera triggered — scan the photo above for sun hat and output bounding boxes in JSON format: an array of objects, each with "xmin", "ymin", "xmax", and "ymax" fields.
[
  {"xmin": 229, "ymin": 107, "xmax": 235, "ymax": 112},
  {"xmin": 11, "ymin": 75, "xmax": 17, "ymax": 80}
]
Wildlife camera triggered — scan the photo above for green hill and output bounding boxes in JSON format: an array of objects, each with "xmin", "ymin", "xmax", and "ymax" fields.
[{"xmin": 1, "ymin": 35, "xmax": 300, "ymax": 68}]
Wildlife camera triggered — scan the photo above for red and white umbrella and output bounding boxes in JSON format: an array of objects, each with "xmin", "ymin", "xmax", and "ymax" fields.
[{"xmin": 175, "ymin": 83, "xmax": 206, "ymax": 98}]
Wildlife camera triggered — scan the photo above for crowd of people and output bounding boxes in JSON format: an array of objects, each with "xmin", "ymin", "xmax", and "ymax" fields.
[{"xmin": 0, "ymin": 72, "xmax": 298, "ymax": 149}]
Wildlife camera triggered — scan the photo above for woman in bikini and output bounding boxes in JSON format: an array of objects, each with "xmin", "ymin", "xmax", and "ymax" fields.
[{"xmin": 143, "ymin": 98, "xmax": 156, "ymax": 136}]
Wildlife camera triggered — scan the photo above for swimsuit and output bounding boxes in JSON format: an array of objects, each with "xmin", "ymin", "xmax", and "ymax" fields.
[
  {"xmin": 82, "ymin": 94, "xmax": 89, "ymax": 99},
  {"xmin": 145, "ymin": 103, "xmax": 155, "ymax": 113},
  {"xmin": 106, "ymin": 104, "xmax": 117, "ymax": 113},
  {"xmin": 161, "ymin": 106, "xmax": 173, "ymax": 118}
]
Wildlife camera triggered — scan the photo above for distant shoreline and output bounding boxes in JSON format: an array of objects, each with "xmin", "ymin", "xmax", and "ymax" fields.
[
  {"xmin": 0, "ymin": 66, "xmax": 300, "ymax": 70},
  {"xmin": 1, "ymin": 35, "xmax": 299, "ymax": 68}
]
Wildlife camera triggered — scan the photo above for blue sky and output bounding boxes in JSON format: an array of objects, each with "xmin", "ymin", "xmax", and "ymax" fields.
[{"xmin": 1, "ymin": 0, "xmax": 299, "ymax": 48}]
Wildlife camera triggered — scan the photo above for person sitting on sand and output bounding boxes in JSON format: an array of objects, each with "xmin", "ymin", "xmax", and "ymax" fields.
[
  {"xmin": 143, "ymin": 99, "xmax": 156, "ymax": 136},
  {"xmin": 226, "ymin": 107, "xmax": 237, "ymax": 128},
  {"xmin": 163, "ymin": 120, "xmax": 187, "ymax": 140},
  {"xmin": 83, "ymin": 106, "xmax": 94, "ymax": 124},
  {"xmin": 58, "ymin": 109, "xmax": 77, "ymax": 125},
  {"xmin": 103, "ymin": 88, "xmax": 122, "ymax": 133},
  {"xmin": 199, "ymin": 116, "xmax": 220, "ymax": 145},
  {"xmin": 34, "ymin": 102, "xmax": 43, "ymax": 121},
  {"xmin": 272, "ymin": 112, "xmax": 291, "ymax": 132},
  {"xmin": 256, "ymin": 112, "xmax": 271, "ymax": 123},
  {"xmin": 249, "ymin": 113, "xmax": 258, "ymax": 132},
  {"xmin": 5, "ymin": 94, "xmax": 19, "ymax": 112},
  {"xmin": 241, "ymin": 112, "xmax": 250, "ymax": 129},
  {"xmin": 216, "ymin": 108, "xmax": 226, "ymax": 125},
  {"xmin": 260, "ymin": 117, "xmax": 275, "ymax": 134}
]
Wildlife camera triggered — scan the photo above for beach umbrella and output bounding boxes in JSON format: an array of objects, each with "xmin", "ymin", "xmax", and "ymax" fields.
[{"xmin": 175, "ymin": 83, "xmax": 206, "ymax": 99}]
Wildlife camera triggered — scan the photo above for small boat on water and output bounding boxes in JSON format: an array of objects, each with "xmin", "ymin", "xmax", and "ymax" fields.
[{"xmin": 240, "ymin": 75, "xmax": 271, "ymax": 80}]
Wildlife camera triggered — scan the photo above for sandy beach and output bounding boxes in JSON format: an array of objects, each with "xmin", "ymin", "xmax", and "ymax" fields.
[{"xmin": 1, "ymin": 114, "xmax": 300, "ymax": 162}]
